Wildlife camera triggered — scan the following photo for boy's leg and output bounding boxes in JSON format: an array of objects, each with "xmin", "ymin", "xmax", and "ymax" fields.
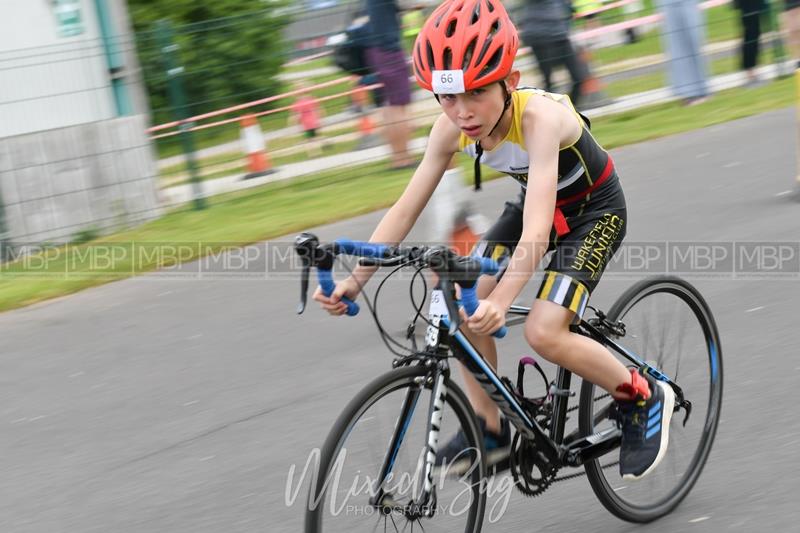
[
  {"xmin": 435, "ymin": 193, "xmax": 524, "ymax": 469},
  {"xmin": 528, "ymin": 271, "xmax": 675, "ymax": 481},
  {"xmin": 524, "ymin": 299, "xmax": 630, "ymax": 395},
  {"xmin": 457, "ymin": 275, "xmax": 502, "ymax": 433},
  {"xmin": 453, "ymin": 191, "xmax": 525, "ymax": 434}
]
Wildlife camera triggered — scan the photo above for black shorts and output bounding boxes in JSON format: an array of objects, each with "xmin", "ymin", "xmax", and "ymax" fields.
[
  {"xmin": 304, "ymin": 128, "xmax": 317, "ymax": 139},
  {"xmin": 472, "ymin": 174, "xmax": 627, "ymax": 319}
]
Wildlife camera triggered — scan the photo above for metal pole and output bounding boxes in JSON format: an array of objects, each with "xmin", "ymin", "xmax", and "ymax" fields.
[
  {"xmin": 155, "ymin": 20, "xmax": 206, "ymax": 210},
  {"xmin": 0, "ymin": 182, "xmax": 9, "ymax": 262},
  {"xmin": 93, "ymin": 0, "xmax": 131, "ymax": 115}
]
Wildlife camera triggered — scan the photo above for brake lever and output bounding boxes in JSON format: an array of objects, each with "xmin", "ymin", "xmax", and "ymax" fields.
[
  {"xmin": 294, "ymin": 232, "xmax": 319, "ymax": 315},
  {"xmin": 298, "ymin": 265, "xmax": 310, "ymax": 314}
]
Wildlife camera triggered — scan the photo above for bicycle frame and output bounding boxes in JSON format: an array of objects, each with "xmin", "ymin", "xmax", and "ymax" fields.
[{"xmin": 369, "ymin": 286, "xmax": 691, "ymax": 515}]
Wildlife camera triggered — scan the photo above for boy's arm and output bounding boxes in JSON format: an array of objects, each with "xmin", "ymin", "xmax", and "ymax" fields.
[
  {"xmin": 349, "ymin": 114, "xmax": 459, "ymax": 287},
  {"xmin": 487, "ymin": 101, "xmax": 561, "ymax": 311}
]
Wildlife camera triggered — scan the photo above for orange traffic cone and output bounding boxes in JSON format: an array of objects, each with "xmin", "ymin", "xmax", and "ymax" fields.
[{"xmin": 240, "ymin": 114, "xmax": 274, "ymax": 179}]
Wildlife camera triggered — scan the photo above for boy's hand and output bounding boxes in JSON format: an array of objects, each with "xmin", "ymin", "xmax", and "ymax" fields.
[
  {"xmin": 466, "ymin": 299, "xmax": 507, "ymax": 336},
  {"xmin": 313, "ymin": 277, "xmax": 362, "ymax": 316}
]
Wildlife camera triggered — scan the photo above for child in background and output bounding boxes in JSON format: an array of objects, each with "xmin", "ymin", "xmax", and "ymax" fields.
[{"xmin": 289, "ymin": 87, "xmax": 324, "ymax": 157}]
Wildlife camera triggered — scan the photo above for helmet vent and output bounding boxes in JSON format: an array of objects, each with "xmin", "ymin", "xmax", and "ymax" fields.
[
  {"xmin": 463, "ymin": 37, "xmax": 477, "ymax": 70},
  {"xmin": 476, "ymin": 47, "xmax": 502, "ymax": 81},
  {"xmin": 470, "ymin": 1, "xmax": 481, "ymax": 24},
  {"xmin": 443, "ymin": 47, "xmax": 453, "ymax": 69},
  {"xmin": 475, "ymin": 35, "xmax": 492, "ymax": 65},
  {"xmin": 445, "ymin": 18, "xmax": 458, "ymax": 37}
]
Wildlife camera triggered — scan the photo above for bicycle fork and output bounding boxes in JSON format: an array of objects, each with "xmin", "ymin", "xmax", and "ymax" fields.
[{"xmin": 369, "ymin": 368, "xmax": 444, "ymax": 518}]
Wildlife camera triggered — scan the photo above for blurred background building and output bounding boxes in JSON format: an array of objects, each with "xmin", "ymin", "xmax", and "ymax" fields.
[{"xmin": 0, "ymin": 0, "xmax": 160, "ymax": 247}]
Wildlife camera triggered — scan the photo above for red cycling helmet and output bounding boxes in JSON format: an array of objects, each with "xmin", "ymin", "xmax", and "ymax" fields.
[{"xmin": 413, "ymin": 0, "xmax": 519, "ymax": 93}]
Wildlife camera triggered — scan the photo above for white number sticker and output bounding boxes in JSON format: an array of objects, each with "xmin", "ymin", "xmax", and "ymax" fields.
[
  {"xmin": 428, "ymin": 289, "xmax": 449, "ymax": 319},
  {"xmin": 431, "ymin": 69, "xmax": 465, "ymax": 94}
]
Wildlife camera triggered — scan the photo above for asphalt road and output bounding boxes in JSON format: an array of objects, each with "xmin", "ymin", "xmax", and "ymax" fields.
[{"xmin": 1, "ymin": 108, "xmax": 799, "ymax": 532}]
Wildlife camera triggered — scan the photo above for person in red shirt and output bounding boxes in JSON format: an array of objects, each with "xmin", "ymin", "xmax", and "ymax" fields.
[{"xmin": 289, "ymin": 87, "xmax": 324, "ymax": 157}]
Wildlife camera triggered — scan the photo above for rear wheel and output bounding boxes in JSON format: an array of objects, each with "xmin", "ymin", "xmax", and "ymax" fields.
[{"xmin": 579, "ymin": 276, "xmax": 723, "ymax": 522}]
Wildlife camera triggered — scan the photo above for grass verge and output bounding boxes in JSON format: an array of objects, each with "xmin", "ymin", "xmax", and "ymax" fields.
[{"xmin": 0, "ymin": 75, "xmax": 794, "ymax": 312}]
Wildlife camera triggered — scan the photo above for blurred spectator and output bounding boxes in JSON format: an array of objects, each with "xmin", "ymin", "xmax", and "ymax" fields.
[
  {"xmin": 622, "ymin": 0, "xmax": 646, "ymax": 44},
  {"xmin": 782, "ymin": 0, "xmax": 800, "ymax": 68},
  {"xmin": 656, "ymin": 0, "xmax": 710, "ymax": 105},
  {"xmin": 289, "ymin": 87, "xmax": 324, "ymax": 158},
  {"xmin": 734, "ymin": 0, "xmax": 766, "ymax": 87},
  {"xmin": 401, "ymin": 6, "xmax": 426, "ymax": 51},
  {"xmin": 574, "ymin": 0, "xmax": 603, "ymax": 47},
  {"xmin": 365, "ymin": 0, "xmax": 415, "ymax": 169},
  {"xmin": 519, "ymin": 0, "xmax": 589, "ymax": 107}
]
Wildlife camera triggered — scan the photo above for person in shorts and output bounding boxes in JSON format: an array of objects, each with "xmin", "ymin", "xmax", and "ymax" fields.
[
  {"xmin": 365, "ymin": 0, "xmax": 415, "ymax": 169},
  {"xmin": 314, "ymin": 0, "xmax": 674, "ymax": 481}
]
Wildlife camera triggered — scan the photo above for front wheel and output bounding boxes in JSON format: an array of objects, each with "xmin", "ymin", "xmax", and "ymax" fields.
[
  {"xmin": 579, "ymin": 276, "xmax": 723, "ymax": 522},
  {"xmin": 305, "ymin": 363, "xmax": 487, "ymax": 532}
]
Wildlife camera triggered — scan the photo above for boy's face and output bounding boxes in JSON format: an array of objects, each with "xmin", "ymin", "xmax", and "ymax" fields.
[{"xmin": 437, "ymin": 70, "xmax": 520, "ymax": 140}]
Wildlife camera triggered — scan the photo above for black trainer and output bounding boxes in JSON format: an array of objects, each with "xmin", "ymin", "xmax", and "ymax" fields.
[
  {"xmin": 614, "ymin": 374, "xmax": 676, "ymax": 481},
  {"xmin": 434, "ymin": 416, "xmax": 510, "ymax": 476}
]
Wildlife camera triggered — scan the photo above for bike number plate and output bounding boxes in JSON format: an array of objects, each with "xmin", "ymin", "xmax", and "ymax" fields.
[{"xmin": 425, "ymin": 290, "xmax": 448, "ymax": 347}]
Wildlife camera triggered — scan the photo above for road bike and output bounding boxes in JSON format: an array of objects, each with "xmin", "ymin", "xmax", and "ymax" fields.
[{"xmin": 295, "ymin": 233, "xmax": 723, "ymax": 532}]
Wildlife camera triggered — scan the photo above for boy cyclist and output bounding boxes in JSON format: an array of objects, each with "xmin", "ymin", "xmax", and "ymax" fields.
[{"xmin": 314, "ymin": 0, "xmax": 674, "ymax": 481}]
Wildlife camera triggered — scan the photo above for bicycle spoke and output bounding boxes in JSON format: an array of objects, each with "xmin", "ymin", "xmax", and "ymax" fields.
[{"xmin": 672, "ymin": 307, "xmax": 689, "ymax": 380}]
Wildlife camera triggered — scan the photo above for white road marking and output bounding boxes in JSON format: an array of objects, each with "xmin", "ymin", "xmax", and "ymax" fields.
[
  {"xmin": 775, "ymin": 190, "xmax": 794, "ymax": 197},
  {"xmin": 745, "ymin": 306, "xmax": 764, "ymax": 313},
  {"xmin": 689, "ymin": 516, "xmax": 710, "ymax": 523}
]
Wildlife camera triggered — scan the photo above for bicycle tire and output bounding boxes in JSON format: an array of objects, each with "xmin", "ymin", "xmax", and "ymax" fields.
[
  {"xmin": 305, "ymin": 363, "xmax": 488, "ymax": 532},
  {"xmin": 579, "ymin": 276, "xmax": 723, "ymax": 522}
]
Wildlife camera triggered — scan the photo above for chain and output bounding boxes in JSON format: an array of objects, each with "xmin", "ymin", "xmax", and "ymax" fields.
[{"xmin": 512, "ymin": 392, "xmax": 616, "ymax": 494}]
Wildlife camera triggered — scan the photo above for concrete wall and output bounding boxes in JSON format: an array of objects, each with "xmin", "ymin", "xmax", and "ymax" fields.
[{"xmin": 0, "ymin": 114, "xmax": 163, "ymax": 244}]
